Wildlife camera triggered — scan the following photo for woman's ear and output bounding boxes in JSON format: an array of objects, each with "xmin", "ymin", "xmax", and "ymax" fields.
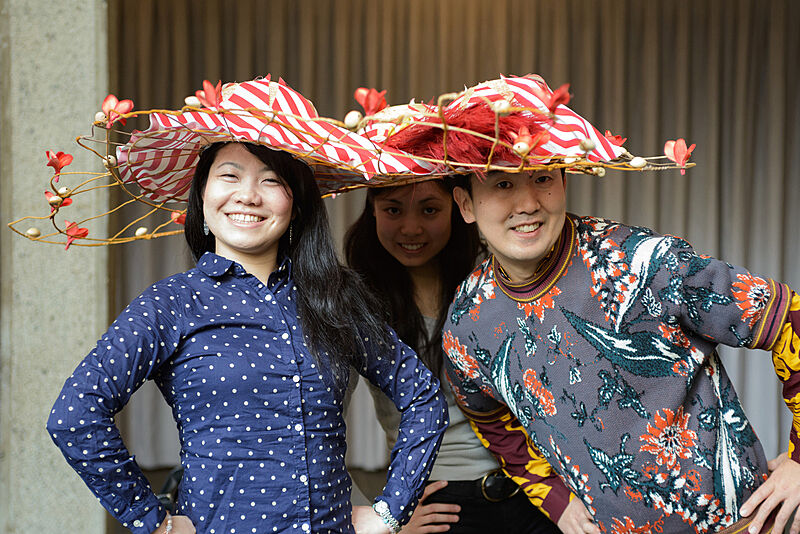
[{"xmin": 452, "ymin": 187, "xmax": 476, "ymax": 224}]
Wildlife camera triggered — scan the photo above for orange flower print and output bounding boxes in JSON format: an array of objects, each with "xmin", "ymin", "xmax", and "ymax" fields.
[
  {"xmin": 683, "ymin": 469, "xmax": 703, "ymax": 491},
  {"xmin": 523, "ymin": 369, "xmax": 556, "ymax": 416},
  {"xmin": 518, "ymin": 286, "xmax": 562, "ymax": 323},
  {"xmin": 623, "ymin": 486, "xmax": 643, "ymax": 502},
  {"xmin": 731, "ymin": 273, "xmax": 770, "ymax": 328},
  {"xmin": 609, "ymin": 516, "xmax": 654, "ymax": 534},
  {"xmin": 658, "ymin": 323, "xmax": 691, "ymax": 348},
  {"xmin": 640, "ymin": 407, "xmax": 697, "ymax": 470},
  {"xmin": 442, "ymin": 330, "xmax": 480, "ymax": 381},
  {"xmin": 469, "ymin": 293, "xmax": 484, "ymax": 321}
]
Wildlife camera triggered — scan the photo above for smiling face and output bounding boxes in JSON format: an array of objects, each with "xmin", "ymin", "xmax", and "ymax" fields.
[
  {"xmin": 372, "ymin": 181, "xmax": 453, "ymax": 271},
  {"xmin": 453, "ymin": 169, "xmax": 566, "ymax": 283},
  {"xmin": 202, "ymin": 143, "xmax": 293, "ymax": 265}
]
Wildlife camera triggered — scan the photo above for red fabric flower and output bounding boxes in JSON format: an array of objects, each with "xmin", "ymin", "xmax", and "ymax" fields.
[
  {"xmin": 354, "ymin": 87, "xmax": 388, "ymax": 116},
  {"xmin": 604, "ymin": 130, "xmax": 627, "ymax": 146},
  {"xmin": 664, "ymin": 138, "xmax": 696, "ymax": 175},
  {"xmin": 530, "ymin": 130, "xmax": 551, "ymax": 156},
  {"xmin": 45, "ymin": 151, "xmax": 73, "ymax": 180},
  {"xmin": 546, "ymin": 83, "xmax": 571, "ymax": 113},
  {"xmin": 510, "ymin": 126, "xmax": 533, "ymax": 146},
  {"xmin": 44, "ymin": 191, "xmax": 72, "ymax": 213},
  {"xmin": 64, "ymin": 221, "xmax": 89, "ymax": 250},
  {"xmin": 196, "ymin": 80, "xmax": 223, "ymax": 109},
  {"xmin": 101, "ymin": 94, "xmax": 134, "ymax": 129},
  {"xmin": 170, "ymin": 211, "xmax": 186, "ymax": 225}
]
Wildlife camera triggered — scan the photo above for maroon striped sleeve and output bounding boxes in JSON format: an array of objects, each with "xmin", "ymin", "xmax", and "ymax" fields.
[{"xmin": 751, "ymin": 281, "xmax": 792, "ymax": 351}]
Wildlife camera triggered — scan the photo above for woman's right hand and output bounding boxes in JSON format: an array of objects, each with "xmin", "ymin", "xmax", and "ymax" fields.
[
  {"xmin": 400, "ymin": 481, "xmax": 460, "ymax": 533},
  {"xmin": 151, "ymin": 514, "xmax": 196, "ymax": 534},
  {"xmin": 557, "ymin": 498, "xmax": 599, "ymax": 534}
]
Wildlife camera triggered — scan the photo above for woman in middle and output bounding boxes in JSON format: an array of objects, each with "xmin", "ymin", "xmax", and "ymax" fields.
[{"xmin": 345, "ymin": 177, "xmax": 562, "ymax": 534}]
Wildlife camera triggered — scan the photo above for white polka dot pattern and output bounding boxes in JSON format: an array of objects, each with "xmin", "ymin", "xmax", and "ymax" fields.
[{"xmin": 46, "ymin": 252, "xmax": 448, "ymax": 533}]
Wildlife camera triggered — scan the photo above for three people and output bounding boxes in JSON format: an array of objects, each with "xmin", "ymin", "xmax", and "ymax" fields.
[{"xmin": 41, "ymin": 72, "xmax": 800, "ymax": 534}]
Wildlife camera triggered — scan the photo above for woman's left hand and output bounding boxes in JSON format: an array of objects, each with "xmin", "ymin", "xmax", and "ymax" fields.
[
  {"xmin": 352, "ymin": 505, "xmax": 391, "ymax": 534},
  {"xmin": 740, "ymin": 454, "xmax": 800, "ymax": 534}
]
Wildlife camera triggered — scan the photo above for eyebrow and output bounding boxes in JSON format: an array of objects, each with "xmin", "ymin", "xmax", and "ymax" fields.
[{"xmin": 379, "ymin": 196, "xmax": 446, "ymax": 204}]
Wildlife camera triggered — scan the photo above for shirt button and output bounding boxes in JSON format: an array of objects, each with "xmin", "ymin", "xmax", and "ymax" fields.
[
  {"xmin": 300, "ymin": 474, "xmax": 307, "ymax": 483},
  {"xmin": 132, "ymin": 520, "xmax": 143, "ymax": 527},
  {"xmin": 292, "ymin": 376, "xmax": 300, "ymax": 383},
  {"xmin": 294, "ymin": 424, "xmax": 302, "ymax": 432}
]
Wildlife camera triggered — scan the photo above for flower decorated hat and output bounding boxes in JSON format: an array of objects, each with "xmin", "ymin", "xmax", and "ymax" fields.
[
  {"xmin": 8, "ymin": 75, "xmax": 432, "ymax": 248},
  {"xmin": 348, "ymin": 74, "xmax": 696, "ymax": 180}
]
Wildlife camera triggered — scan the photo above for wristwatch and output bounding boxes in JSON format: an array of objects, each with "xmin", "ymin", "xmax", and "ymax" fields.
[{"xmin": 372, "ymin": 500, "xmax": 401, "ymax": 533}]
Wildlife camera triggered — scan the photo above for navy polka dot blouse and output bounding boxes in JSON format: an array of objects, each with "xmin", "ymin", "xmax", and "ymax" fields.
[{"xmin": 47, "ymin": 253, "xmax": 448, "ymax": 534}]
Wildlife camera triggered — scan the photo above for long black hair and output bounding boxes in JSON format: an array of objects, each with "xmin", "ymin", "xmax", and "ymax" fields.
[
  {"xmin": 185, "ymin": 142, "xmax": 391, "ymax": 372},
  {"xmin": 344, "ymin": 180, "xmax": 483, "ymax": 377}
]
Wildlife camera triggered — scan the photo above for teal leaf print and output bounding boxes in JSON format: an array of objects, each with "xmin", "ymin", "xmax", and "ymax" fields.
[
  {"xmin": 642, "ymin": 287, "xmax": 662, "ymax": 317},
  {"xmin": 584, "ymin": 434, "xmax": 637, "ymax": 494}
]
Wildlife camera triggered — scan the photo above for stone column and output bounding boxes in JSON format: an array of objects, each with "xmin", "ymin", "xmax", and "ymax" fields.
[{"xmin": 0, "ymin": 0, "xmax": 109, "ymax": 532}]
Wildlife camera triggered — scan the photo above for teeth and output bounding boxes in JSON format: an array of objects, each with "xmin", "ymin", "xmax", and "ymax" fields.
[
  {"xmin": 228, "ymin": 213, "xmax": 263, "ymax": 223},
  {"xmin": 400, "ymin": 243, "xmax": 424, "ymax": 251},
  {"xmin": 514, "ymin": 222, "xmax": 542, "ymax": 233}
]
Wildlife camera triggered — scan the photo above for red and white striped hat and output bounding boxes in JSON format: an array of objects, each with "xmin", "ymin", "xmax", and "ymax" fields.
[
  {"xmin": 117, "ymin": 76, "xmax": 432, "ymax": 202},
  {"xmin": 380, "ymin": 74, "xmax": 689, "ymax": 177}
]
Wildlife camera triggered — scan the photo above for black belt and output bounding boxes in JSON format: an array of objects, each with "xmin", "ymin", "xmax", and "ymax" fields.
[{"xmin": 433, "ymin": 469, "xmax": 522, "ymax": 502}]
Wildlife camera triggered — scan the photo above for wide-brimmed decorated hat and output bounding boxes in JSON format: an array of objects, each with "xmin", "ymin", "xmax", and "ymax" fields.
[
  {"xmin": 8, "ymin": 75, "xmax": 432, "ymax": 248},
  {"xmin": 350, "ymin": 74, "xmax": 696, "ymax": 179}
]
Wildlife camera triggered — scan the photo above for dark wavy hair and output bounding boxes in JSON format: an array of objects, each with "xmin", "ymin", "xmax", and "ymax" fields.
[
  {"xmin": 344, "ymin": 180, "xmax": 483, "ymax": 377},
  {"xmin": 185, "ymin": 142, "xmax": 390, "ymax": 372}
]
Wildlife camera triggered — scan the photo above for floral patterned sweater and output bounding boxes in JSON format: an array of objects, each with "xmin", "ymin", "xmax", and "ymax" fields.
[{"xmin": 442, "ymin": 214, "xmax": 800, "ymax": 533}]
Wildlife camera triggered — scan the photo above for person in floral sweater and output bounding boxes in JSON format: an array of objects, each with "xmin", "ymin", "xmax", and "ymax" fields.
[{"xmin": 383, "ymin": 75, "xmax": 800, "ymax": 534}]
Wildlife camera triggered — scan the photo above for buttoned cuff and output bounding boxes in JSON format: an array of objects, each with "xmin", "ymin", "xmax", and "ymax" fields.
[{"xmin": 120, "ymin": 499, "xmax": 165, "ymax": 534}]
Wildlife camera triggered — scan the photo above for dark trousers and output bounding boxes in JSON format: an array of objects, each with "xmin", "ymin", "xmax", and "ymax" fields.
[{"xmin": 426, "ymin": 482, "xmax": 563, "ymax": 534}]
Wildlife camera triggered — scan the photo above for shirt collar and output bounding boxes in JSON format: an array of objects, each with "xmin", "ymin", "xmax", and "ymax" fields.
[
  {"xmin": 196, "ymin": 251, "xmax": 293, "ymax": 282},
  {"xmin": 197, "ymin": 252, "xmax": 236, "ymax": 277}
]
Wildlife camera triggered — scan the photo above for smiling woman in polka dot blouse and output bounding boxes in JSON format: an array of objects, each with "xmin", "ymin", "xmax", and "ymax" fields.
[{"xmin": 46, "ymin": 132, "xmax": 448, "ymax": 534}]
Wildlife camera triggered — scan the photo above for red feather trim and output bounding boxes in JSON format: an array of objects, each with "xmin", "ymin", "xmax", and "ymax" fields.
[{"xmin": 384, "ymin": 103, "xmax": 549, "ymax": 169}]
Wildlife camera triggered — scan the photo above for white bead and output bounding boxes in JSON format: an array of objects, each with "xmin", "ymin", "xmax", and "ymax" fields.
[
  {"xmin": 94, "ymin": 111, "xmax": 106, "ymax": 122},
  {"xmin": 58, "ymin": 187, "xmax": 70, "ymax": 196},
  {"xmin": 579, "ymin": 138, "xmax": 596, "ymax": 152},
  {"xmin": 513, "ymin": 141, "xmax": 530, "ymax": 155},
  {"xmin": 630, "ymin": 156, "xmax": 647, "ymax": 168},
  {"xmin": 595, "ymin": 167, "xmax": 606, "ymax": 177},
  {"xmin": 184, "ymin": 95, "xmax": 202, "ymax": 107},
  {"xmin": 135, "ymin": 227, "xmax": 148, "ymax": 237},
  {"xmin": 491, "ymin": 100, "xmax": 511, "ymax": 114},
  {"xmin": 344, "ymin": 110, "xmax": 363, "ymax": 129},
  {"xmin": 25, "ymin": 227, "xmax": 41, "ymax": 238},
  {"xmin": 48, "ymin": 195, "xmax": 63, "ymax": 206},
  {"xmin": 104, "ymin": 155, "xmax": 117, "ymax": 168}
]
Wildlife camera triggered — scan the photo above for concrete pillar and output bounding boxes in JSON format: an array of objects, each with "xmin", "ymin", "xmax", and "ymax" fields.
[{"xmin": 1, "ymin": 0, "xmax": 109, "ymax": 532}]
